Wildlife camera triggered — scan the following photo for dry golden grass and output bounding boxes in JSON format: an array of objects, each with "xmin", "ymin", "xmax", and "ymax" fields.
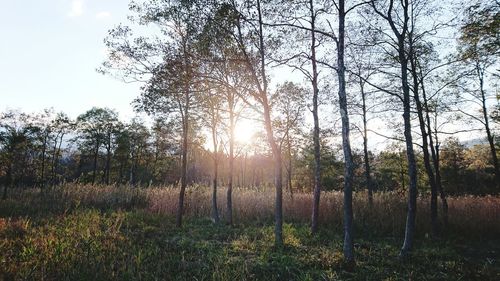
[
  {"xmin": 3, "ymin": 184, "xmax": 499, "ymax": 237},
  {"xmin": 144, "ymin": 185, "xmax": 500, "ymax": 237}
]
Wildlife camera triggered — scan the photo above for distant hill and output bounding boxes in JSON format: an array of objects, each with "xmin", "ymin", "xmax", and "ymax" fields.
[{"xmin": 463, "ymin": 137, "xmax": 489, "ymax": 147}]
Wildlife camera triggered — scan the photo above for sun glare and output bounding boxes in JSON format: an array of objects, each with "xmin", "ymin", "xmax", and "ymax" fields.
[{"xmin": 234, "ymin": 118, "xmax": 258, "ymax": 145}]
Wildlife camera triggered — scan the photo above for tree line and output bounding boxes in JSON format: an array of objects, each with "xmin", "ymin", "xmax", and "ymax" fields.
[
  {"xmin": 1, "ymin": 0, "xmax": 498, "ymax": 263},
  {"xmin": 0, "ymin": 107, "xmax": 496, "ymax": 193}
]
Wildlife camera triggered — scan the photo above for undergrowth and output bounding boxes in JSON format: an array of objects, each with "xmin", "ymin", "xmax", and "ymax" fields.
[{"xmin": 0, "ymin": 185, "xmax": 499, "ymax": 280}]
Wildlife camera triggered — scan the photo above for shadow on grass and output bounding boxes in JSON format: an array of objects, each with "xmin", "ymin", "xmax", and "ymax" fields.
[{"xmin": 1, "ymin": 187, "xmax": 499, "ymax": 280}]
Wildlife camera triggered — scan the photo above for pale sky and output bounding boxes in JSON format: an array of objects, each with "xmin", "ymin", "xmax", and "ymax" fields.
[
  {"xmin": 0, "ymin": 0, "xmax": 487, "ymax": 150},
  {"xmin": 0, "ymin": 0, "xmax": 141, "ymax": 120}
]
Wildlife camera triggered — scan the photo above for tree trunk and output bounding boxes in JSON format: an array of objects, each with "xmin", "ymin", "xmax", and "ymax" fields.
[
  {"xmin": 434, "ymin": 143, "xmax": 448, "ymax": 226},
  {"xmin": 337, "ymin": 0, "xmax": 355, "ymax": 264},
  {"xmin": 309, "ymin": 0, "xmax": 322, "ymax": 235},
  {"xmin": 371, "ymin": 0, "xmax": 419, "ymax": 258},
  {"xmin": 410, "ymin": 54, "xmax": 438, "ymax": 237},
  {"xmin": 129, "ymin": 153, "xmax": 134, "ymax": 185},
  {"xmin": 40, "ymin": 133, "xmax": 48, "ymax": 191},
  {"xmin": 51, "ymin": 137, "xmax": 58, "ymax": 186},
  {"xmin": 227, "ymin": 93, "xmax": 235, "ymax": 225},
  {"xmin": 399, "ymin": 43, "xmax": 419, "ymax": 259},
  {"xmin": 360, "ymin": 77, "xmax": 373, "ymax": 205},
  {"xmin": 243, "ymin": 153, "xmax": 247, "ymax": 187},
  {"xmin": 176, "ymin": 95, "xmax": 189, "ymax": 227},
  {"xmin": 92, "ymin": 139, "xmax": 99, "ymax": 185},
  {"xmin": 420, "ymin": 75, "xmax": 448, "ymax": 229},
  {"xmin": 263, "ymin": 88, "xmax": 283, "ymax": 247},
  {"xmin": 286, "ymin": 135, "xmax": 293, "ymax": 198},
  {"xmin": 211, "ymin": 119, "xmax": 220, "ymax": 223},
  {"xmin": 255, "ymin": 0, "xmax": 283, "ymax": 247},
  {"xmin": 105, "ymin": 131, "xmax": 112, "ymax": 185},
  {"xmin": 51, "ymin": 133, "xmax": 60, "ymax": 186}
]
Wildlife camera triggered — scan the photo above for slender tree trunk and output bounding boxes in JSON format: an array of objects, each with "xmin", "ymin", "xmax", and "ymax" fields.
[
  {"xmin": 337, "ymin": 0, "xmax": 355, "ymax": 264},
  {"xmin": 372, "ymin": 0, "xmax": 419, "ymax": 258},
  {"xmin": 54, "ymin": 133, "xmax": 64, "ymax": 186},
  {"xmin": 434, "ymin": 141, "xmax": 448, "ymax": 226},
  {"xmin": 51, "ymin": 133, "xmax": 59, "ymax": 186},
  {"xmin": 286, "ymin": 135, "xmax": 293, "ymax": 197},
  {"xmin": 360, "ymin": 77, "xmax": 373, "ymax": 205},
  {"xmin": 266, "ymin": 107, "xmax": 283, "ymax": 245},
  {"xmin": 176, "ymin": 91, "xmax": 190, "ymax": 228},
  {"xmin": 129, "ymin": 152, "xmax": 134, "ymax": 185},
  {"xmin": 211, "ymin": 156, "xmax": 219, "ymax": 223},
  {"xmin": 256, "ymin": 0, "xmax": 283, "ymax": 246},
  {"xmin": 227, "ymin": 94, "xmax": 235, "ymax": 225},
  {"xmin": 399, "ymin": 44, "xmax": 419, "ymax": 259},
  {"xmin": 370, "ymin": 0, "xmax": 418, "ymax": 258},
  {"xmin": 420, "ymin": 76, "xmax": 448, "ymax": 228},
  {"xmin": 309, "ymin": 0, "xmax": 322, "ymax": 235},
  {"xmin": 243, "ymin": 153, "xmax": 247, "ymax": 187},
  {"xmin": 422, "ymin": 130, "xmax": 438, "ymax": 237},
  {"xmin": 40, "ymin": 133, "xmax": 47, "ymax": 191},
  {"xmin": 410, "ymin": 55, "xmax": 438, "ymax": 237},
  {"xmin": 105, "ymin": 131, "xmax": 112, "ymax": 185},
  {"xmin": 92, "ymin": 139, "xmax": 99, "ymax": 185},
  {"xmin": 211, "ymin": 118, "xmax": 220, "ymax": 223},
  {"xmin": 176, "ymin": 33, "xmax": 192, "ymax": 227}
]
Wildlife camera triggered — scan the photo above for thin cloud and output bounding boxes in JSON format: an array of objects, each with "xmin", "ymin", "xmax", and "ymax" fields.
[
  {"xmin": 68, "ymin": 0, "xmax": 84, "ymax": 17},
  {"xmin": 96, "ymin": 11, "xmax": 111, "ymax": 20}
]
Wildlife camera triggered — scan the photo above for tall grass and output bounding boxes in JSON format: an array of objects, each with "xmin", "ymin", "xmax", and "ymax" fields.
[
  {"xmin": 2, "ymin": 184, "xmax": 499, "ymax": 238},
  {"xmin": 146, "ymin": 186, "xmax": 500, "ymax": 238},
  {"xmin": 2, "ymin": 184, "xmax": 499, "ymax": 280}
]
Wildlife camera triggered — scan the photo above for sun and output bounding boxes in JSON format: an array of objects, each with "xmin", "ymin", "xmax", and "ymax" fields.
[{"xmin": 234, "ymin": 118, "xmax": 258, "ymax": 145}]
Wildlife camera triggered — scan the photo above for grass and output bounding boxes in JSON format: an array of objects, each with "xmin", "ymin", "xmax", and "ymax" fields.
[{"xmin": 1, "ymin": 184, "xmax": 499, "ymax": 280}]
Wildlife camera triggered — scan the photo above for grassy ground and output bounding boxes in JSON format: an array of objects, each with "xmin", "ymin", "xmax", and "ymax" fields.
[{"xmin": 1, "ymin": 186, "xmax": 499, "ymax": 280}]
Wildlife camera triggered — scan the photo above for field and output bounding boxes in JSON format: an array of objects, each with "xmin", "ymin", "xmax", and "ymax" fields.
[{"xmin": 1, "ymin": 185, "xmax": 499, "ymax": 280}]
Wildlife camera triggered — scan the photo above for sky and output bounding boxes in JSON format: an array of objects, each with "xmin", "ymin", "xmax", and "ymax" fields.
[
  {"xmin": 0, "ymin": 0, "xmax": 487, "ymax": 150},
  {"xmin": 0, "ymin": 0, "xmax": 141, "ymax": 120}
]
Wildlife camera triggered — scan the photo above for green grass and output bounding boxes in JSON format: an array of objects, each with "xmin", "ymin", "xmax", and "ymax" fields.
[
  {"xmin": 0, "ymin": 186, "xmax": 499, "ymax": 280},
  {"xmin": 1, "ymin": 208, "xmax": 499, "ymax": 280}
]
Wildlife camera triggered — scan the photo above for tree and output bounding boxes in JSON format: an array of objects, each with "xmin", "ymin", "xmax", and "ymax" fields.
[
  {"xmin": 417, "ymin": 59, "xmax": 455, "ymax": 231},
  {"xmin": 76, "ymin": 107, "xmax": 119, "ymax": 185},
  {"xmin": 347, "ymin": 40, "xmax": 378, "ymax": 205},
  {"xmin": 101, "ymin": 0, "xmax": 208, "ymax": 227},
  {"xmin": 0, "ymin": 110, "xmax": 36, "ymax": 199},
  {"xmin": 370, "ymin": 0, "xmax": 420, "ymax": 258},
  {"xmin": 262, "ymin": 0, "xmax": 330, "ymax": 234},
  {"xmin": 127, "ymin": 117, "xmax": 151, "ymax": 185},
  {"xmin": 49, "ymin": 113, "xmax": 73, "ymax": 186},
  {"xmin": 273, "ymin": 82, "xmax": 307, "ymax": 197},
  {"xmin": 440, "ymin": 137, "xmax": 467, "ymax": 193},
  {"xmin": 335, "ymin": 0, "xmax": 358, "ymax": 264},
  {"xmin": 209, "ymin": 0, "xmax": 286, "ymax": 245},
  {"xmin": 150, "ymin": 118, "xmax": 180, "ymax": 185},
  {"xmin": 201, "ymin": 89, "xmax": 223, "ymax": 223},
  {"xmin": 458, "ymin": 0, "xmax": 500, "ymax": 186},
  {"xmin": 409, "ymin": 40, "xmax": 440, "ymax": 236},
  {"xmin": 196, "ymin": 9, "xmax": 250, "ymax": 225},
  {"xmin": 30, "ymin": 109, "xmax": 54, "ymax": 191}
]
